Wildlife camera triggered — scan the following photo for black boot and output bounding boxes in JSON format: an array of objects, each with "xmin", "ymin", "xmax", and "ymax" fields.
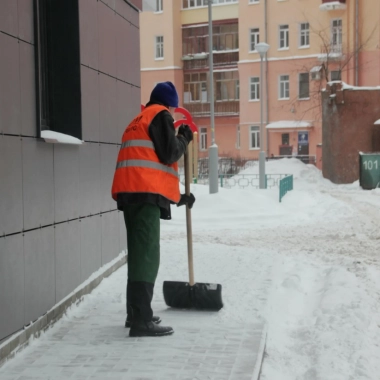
[
  {"xmin": 129, "ymin": 320, "xmax": 174, "ymax": 337},
  {"xmin": 125, "ymin": 315, "xmax": 161, "ymax": 328}
]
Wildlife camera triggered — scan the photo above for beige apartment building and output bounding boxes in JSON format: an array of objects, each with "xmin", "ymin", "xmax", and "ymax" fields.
[{"xmin": 140, "ymin": 0, "xmax": 380, "ymax": 168}]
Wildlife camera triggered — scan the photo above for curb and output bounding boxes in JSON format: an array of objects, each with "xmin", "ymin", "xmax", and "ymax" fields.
[{"xmin": 0, "ymin": 253, "xmax": 127, "ymax": 367}]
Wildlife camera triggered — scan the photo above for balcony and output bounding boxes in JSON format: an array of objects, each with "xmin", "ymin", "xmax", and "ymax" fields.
[
  {"xmin": 318, "ymin": 44, "xmax": 343, "ymax": 61},
  {"xmin": 182, "ymin": 51, "xmax": 239, "ymax": 70},
  {"xmin": 183, "ymin": 100, "xmax": 239, "ymax": 117},
  {"xmin": 320, "ymin": 0, "xmax": 346, "ymax": 11}
]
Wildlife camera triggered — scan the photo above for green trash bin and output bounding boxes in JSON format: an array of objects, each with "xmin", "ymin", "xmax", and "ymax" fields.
[{"xmin": 359, "ymin": 153, "xmax": 380, "ymax": 189}]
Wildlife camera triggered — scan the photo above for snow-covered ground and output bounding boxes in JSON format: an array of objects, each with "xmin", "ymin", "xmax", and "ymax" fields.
[
  {"xmin": 2, "ymin": 158, "xmax": 380, "ymax": 380},
  {"xmin": 166, "ymin": 158, "xmax": 380, "ymax": 379}
]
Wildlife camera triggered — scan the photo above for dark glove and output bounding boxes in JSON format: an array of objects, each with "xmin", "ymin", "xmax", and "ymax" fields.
[
  {"xmin": 177, "ymin": 124, "xmax": 193, "ymax": 144},
  {"xmin": 177, "ymin": 193, "xmax": 196, "ymax": 209}
]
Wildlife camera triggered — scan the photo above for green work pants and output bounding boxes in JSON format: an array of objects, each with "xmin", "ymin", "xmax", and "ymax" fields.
[{"xmin": 123, "ymin": 203, "xmax": 160, "ymax": 284}]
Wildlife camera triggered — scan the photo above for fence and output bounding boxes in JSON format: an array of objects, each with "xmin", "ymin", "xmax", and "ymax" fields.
[{"xmin": 279, "ymin": 175, "xmax": 293, "ymax": 202}]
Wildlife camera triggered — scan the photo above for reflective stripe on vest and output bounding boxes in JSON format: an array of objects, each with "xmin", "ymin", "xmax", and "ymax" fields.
[
  {"xmin": 116, "ymin": 159, "xmax": 179, "ymax": 178},
  {"xmin": 121, "ymin": 140, "xmax": 155, "ymax": 149}
]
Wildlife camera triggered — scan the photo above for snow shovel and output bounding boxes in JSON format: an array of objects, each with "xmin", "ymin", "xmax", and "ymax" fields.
[{"xmin": 163, "ymin": 148, "xmax": 223, "ymax": 311}]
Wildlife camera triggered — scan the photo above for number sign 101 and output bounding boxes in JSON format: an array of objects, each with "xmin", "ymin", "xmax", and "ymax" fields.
[{"xmin": 363, "ymin": 160, "xmax": 379, "ymax": 170}]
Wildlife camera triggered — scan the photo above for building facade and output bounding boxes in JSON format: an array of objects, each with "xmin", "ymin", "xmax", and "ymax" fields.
[
  {"xmin": 140, "ymin": 0, "xmax": 380, "ymax": 168},
  {"xmin": 0, "ymin": 0, "xmax": 141, "ymax": 342}
]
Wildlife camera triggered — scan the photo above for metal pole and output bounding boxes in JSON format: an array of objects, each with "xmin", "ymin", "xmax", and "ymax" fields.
[
  {"xmin": 259, "ymin": 54, "xmax": 266, "ymax": 189},
  {"xmin": 208, "ymin": 0, "xmax": 218, "ymax": 194}
]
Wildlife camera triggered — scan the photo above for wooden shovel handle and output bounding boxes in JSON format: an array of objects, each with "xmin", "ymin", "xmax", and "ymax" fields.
[{"xmin": 184, "ymin": 148, "xmax": 195, "ymax": 286}]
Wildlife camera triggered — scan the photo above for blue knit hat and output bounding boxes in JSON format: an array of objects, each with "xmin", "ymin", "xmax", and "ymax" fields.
[{"xmin": 150, "ymin": 81, "xmax": 179, "ymax": 108}]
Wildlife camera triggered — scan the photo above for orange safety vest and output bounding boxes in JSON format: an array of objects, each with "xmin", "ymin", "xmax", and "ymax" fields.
[{"xmin": 111, "ymin": 105, "xmax": 180, "ymax": 203}]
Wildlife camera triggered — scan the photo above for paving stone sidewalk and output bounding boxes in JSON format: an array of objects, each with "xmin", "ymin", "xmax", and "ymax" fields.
[{"xmin": 0, "ymin": 266, "xmax": 266, "ymax": 380}]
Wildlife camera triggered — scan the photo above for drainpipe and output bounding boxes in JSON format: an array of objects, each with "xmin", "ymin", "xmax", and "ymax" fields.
[
  {"xmin": 355, "ymin": 0, "xmax": 359, "ymax": 86},
  {"xmin": 264, "ymin": 0, "xmax": 269, "ymax": 155}
]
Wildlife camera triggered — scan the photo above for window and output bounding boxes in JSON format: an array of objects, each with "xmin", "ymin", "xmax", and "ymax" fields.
[
  {"xmin": 279, "ymin": 75, "xmax": 289, "ymax": 99},
  {"xmin": 250, "ymin": 126, "xmax": 260, "ymax": 149},
  {"xmin": 310, "ymin": 66, "xmax": 322, "ymax": 81},
  {"xmin": 156, "ymin": 0, "xmax": 163, "ymax": 12},
  {"xmin": 279, "ymin": 25, "xmax": 289, "ymax": 49},
  {"xmin": 184, "ymin": 72, "xmax": 208, "ymax": 102},
  {"xmin": 182, "ymin": 22, "xmax": 238, "ymax": 55},
  {"xmin": 299, "ymin": 73, "xmax": 309, "ymax": 99},
  {"xmin": 249, "ymin": 0, "xmax": 259, "ymax": 3},
  {"xmin": 182, "ymin": 0, "xmax": 237, "ymax": 9},
  {"xmin": 212, "ymin": 23, "xmax": 239, "ymax": 51},
  {"xmin": 249, "ymin": 77, "xmax": 260, "ymax": 101},
  {"xmin": 200, "ymin": 127, "xmax": 208, "ymax": 151},
  {"xmin": 155, "ymin": 36, "xmax": 164, "ymax": 59},
  {"xmin": 236, "ymin": 125, "xmax": 240, "ymax": 149},
  {"xmin": 215, "ymin": 71, "xmax": 239, "ymax": 101},
  {"xmin": 34, "ymin": 0, "xmax": 82, "ymax": 139},
  {"xmin": 299, "ymin": 23, "xmax": 309, "ymax": 47},
  {"xmin": 236, "ymin": 80, "xmax": 240, "ymax": 100},
  {"xmin": 331, "ymin": 19, "xmax": 342, "ymax": 51},
  {"xmin": 331, "ymin": 70, "xmax": 341, "ymax": 81},
  {"xmin": 250, "ymin": 28, "xmax": 260, "ymax": 51},
  {"xmin": 282, "ymin": 133, "xmax": 289, "ymax": 145}
]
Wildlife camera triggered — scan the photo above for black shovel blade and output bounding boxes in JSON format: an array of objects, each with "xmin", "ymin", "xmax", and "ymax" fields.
[{"xmin": 163, "ymin": 281, "xmax": 223, "ymax": 311}]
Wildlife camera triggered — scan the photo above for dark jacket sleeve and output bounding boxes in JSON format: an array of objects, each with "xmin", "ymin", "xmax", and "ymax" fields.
[{"xmin": 148, "ymin": 109, "xmax": 187, "ymax": 164}]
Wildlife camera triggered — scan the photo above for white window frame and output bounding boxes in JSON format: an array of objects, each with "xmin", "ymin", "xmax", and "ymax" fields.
[
  {"xmin": 331, "ymin": 19, "xmax": 342, "ymax": 52},
  {"xmin": 249, "ymin": 126, "xmax": 260, "ymax": 150},
  {"xmin": 249, "ymin": 77, "xmax": 260, "ymax": 101},
  {"xmin": 155, "ymin": 0, "xmax": 163, "ymax": 12},
  {"xmin": 155, "ymin": 36, "xmax": 164, "ymax": 59},
  {"xmin": 200, "ymin": 127, "xmax": 207, "ymax": 151},
  {"xmin": 299, "ymin": 22, "xmax": 309, "ymax": 48},
  {"xmin": 249, "ymin": 28, "xmax": 260, "ymax": 52},
  {"xmin": 236, "ymin": 125, "xmax": 240, "ymax": 149},
  {"xmin": 298, "ymin": 73, "xmax": 309, "ymax": 100},
  {"xmin": 249, "ymin": 0, "xmax": 259, "ymax": 4},
  {"xmin": 279, "ymin": 75, "xmax": 290, "ymax": 99},
  {"xmin": 330, "ymin": 70, "xmax": 341, "ymax": 81},
  {"xmin": 279, "ymin": 25, "xmax": 289, "ymax": 50}
]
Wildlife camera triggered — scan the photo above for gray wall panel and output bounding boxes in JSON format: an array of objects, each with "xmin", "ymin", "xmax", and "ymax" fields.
[
  {"xmin": 0, "ymin": 0, "xmax": 18, "ymax": 36},
  {"xmin": 98, "ymin": 1, "xmax": 117, "ymax": 77},
  {"xmin": 17, "ymin": 0, "xmax": 34, "ymax": 43},
  {"xmin": 80, "ymin": 216, "xmax": 102, "ymax": 282},
  {"xmin": 101, "ymin": 211, "xmax": 120, "ymax": 265},
  {"xmin": 81, "ymin": 66, "xmax": 100, "ymax": 142},
  {"xmin": 79, "ymin": 0, "xmax": 99, "ymax": 69},
  {"xmin": 19, "ymin": 41, "xmax": 36, "ymax": 137},
  {"xmin": 100, "ymin": 144, "xmax": 118, "ymax": 212},
  {"xmin": 24, "ymin": 227, "xmax": 55, "ymax": 324},
  {"xmin": 116, "ymin": 0, "xmax": 139, "ymax": 26},
  {"xmin": 0, "ymin": 33, "xmax": 21, "ymax": 135},
  {"xmin": 54, "ymin": 145, "xmax": 80, "ymax": 223},
  {"xmin": 130, "ymin": 85, "xmax": 142, "ymax": 118},
  {"xmin": 117, "ymin": 81, "xmax": 132, "ymax": 139},
  {"xmin": 102, "ymin": 0, "xmax": 116, "ymax": 11},
  {"xmin": 116, "ymin": 15, "xmax": 130, "ymax": 83},
  {"xmin": 99, "ymin": 73, "xmax": 118, "ymax": 144},
  {"xmin": 119, "ymin": 211, "xmax": 127, "ymax": 253},
  {"xmin": 22, "ymin": 139, "xmax": 54, "ymax": 230},
  {"xmin": 78, "ymin": 143, "xmax": 101, "ymax": 218},
  {"xmin": 55, "ymin": 220, "xmax": 81, "ymax": 302},
  {"xmin": 0, "ymin": 235, "xmax": 24, "ymax": 339},
  {"xmin": 0, "ymin": 136, "xmax": 23, "ymax": 235},
  {"xmin": 129, "ymin": 25, "xmax": 141, "ymax": 88}
]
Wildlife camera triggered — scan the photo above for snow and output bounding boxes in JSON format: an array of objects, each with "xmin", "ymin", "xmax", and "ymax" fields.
[
  {"xmin": 2, "ymin": 158, "xmax": 380, "ymax": 379},
  {"xmin": 330, "ymin": 81, "xmax": 380, "ymax": 92},
  {"xmin": 266, "ymin": 121, "xmax": 312, "ymax": 129},
  {"xmin": 40, "ymin": 130, "xmax": 84, "ymax": 145}
]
